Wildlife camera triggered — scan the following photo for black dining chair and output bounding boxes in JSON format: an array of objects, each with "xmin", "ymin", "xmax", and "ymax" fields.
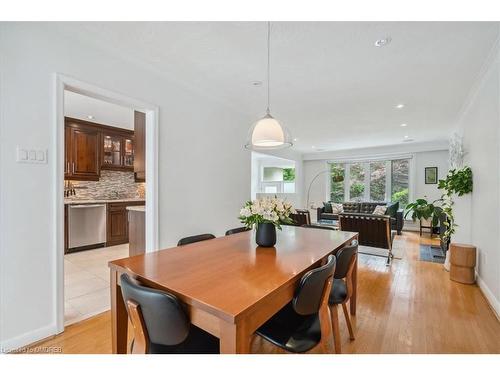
[
  {"xmin": 253, "ymin": 255, "xmax": 336, "ymax": 354},
  {"xmin": 120, "ymin": 274, "xmax": 219, "ymax": 354},
  {"xmin": 329, "ymin": 240, "xmax": 358, "ymax": 354},
  {"xmin": 225, "ymin": 227, "xmax": 251, "ymax": 236},
  {"xmin": 177, "ymin": 233, "xmax": 216, "ymax": 246}
]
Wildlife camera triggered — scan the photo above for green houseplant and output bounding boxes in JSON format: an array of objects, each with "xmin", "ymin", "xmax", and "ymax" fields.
[{"xmin": 405, "ymin": 166, "xmax": 473, "ymax": 243}]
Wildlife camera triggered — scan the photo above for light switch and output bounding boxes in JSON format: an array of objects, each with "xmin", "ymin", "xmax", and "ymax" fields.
[{"xmin": 17, "ymin": 147, "xmax": 47, "ymax": 164}]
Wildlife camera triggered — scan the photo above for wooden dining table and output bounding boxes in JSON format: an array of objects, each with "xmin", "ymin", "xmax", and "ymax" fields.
[{"xmin": 109, "ymin": 226, "xmax": 358, "ymax": 354}]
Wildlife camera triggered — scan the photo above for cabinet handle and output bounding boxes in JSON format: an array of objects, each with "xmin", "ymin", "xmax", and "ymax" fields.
[
  {"xmin": 66, "ymin": 162, "xmax": 69, "ymax": 173},
  {"xmin": 72, "ymin": 162, "xmax": 75, "ymax": 174}
]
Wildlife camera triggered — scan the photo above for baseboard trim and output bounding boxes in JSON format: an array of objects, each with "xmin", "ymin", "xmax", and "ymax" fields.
[
  {"xmin": 476, "ymin": 272, "xmax": 500, "ymax": 321},
  {"xmin": 0, "ymin": 323, "xmax": 57, "ymax": 353}
]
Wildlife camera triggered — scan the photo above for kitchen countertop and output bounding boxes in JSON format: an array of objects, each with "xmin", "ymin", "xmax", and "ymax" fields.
[
  {"xmin": 64, "ymin": 198, "xmax": 145, "ymax": 205},
  {"xmin": 126, "ymin": 205, "xmax": 145, "ymax": 212}
]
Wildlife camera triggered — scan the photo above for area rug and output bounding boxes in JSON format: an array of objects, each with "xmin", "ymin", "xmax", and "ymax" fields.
[
  {"xmin": 419, "ymin": 244, "xmax": 445, "ymax": 263},
  {"xmin": 358, "ymin": 245, "xmax": 403, "ymax": 260}
]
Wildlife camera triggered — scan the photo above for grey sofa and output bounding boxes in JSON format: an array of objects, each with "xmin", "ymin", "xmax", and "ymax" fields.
[{"xmin": 317, "ymin": 201, "xmax": 404, "ymax": 235}]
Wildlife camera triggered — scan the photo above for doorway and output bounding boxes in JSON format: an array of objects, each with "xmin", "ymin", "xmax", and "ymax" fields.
[{"xmin": 54, "ymin": 74, "xmax": 159, "ymax": 333}]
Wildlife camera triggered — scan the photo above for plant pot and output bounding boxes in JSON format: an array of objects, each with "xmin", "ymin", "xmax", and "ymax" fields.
[{"xmin": 256, "ymin": 223, "xmax": 277, "ymax": 247}]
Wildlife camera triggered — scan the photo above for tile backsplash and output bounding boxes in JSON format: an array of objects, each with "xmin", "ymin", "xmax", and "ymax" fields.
[{"xmin": 66, "ymin": 170, "xmax": 145, "ymax": 200}]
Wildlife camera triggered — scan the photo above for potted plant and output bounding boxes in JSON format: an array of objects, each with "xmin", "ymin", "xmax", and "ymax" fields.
[
  {"xmin": 239, "ymin": 197, "xmax": 295, "ymax": 247},
  {"xmin": 405, "ymin": 166, "xmax": 473, "ymax": 245}
]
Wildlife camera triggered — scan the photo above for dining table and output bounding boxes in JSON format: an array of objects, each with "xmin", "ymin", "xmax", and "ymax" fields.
[{"xmin": 109, "ymin": 226, "xmax": 359, "ymax": 354}]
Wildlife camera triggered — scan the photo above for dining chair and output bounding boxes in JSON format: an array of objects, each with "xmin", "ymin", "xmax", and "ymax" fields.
[
  {"xmin": 328, "ymin": 240, "xmax": 358, "ymax": 354},
  {"xmin": 289, "ymin": 209, "xmax": 311, "ymax": 226},
  {"xmin": 177, "ymin": 233, "xmax": 216, "ymax": 246},
  {"xmin": 253, "ymin": 255, "xmax": 336, "ymax": 354},
  {"xmin": 120, "ymin": 274, "xmax": 220, "ymax": 354},
  {"xmin": 225, "ymin": 226, "xmax": 251, "ymax": 236}
]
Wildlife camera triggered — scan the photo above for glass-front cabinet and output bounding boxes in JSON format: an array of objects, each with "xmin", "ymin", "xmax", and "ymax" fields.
[
  {"xmin": 101, "ymin": 131, "xmax": 134, "ymax": 171},
  {"xmin": 123, "ymin": 138, "xmax": 134, "ymax": 168}
]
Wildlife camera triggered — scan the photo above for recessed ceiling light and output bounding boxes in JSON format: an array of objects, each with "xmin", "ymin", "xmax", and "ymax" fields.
[
  {"xmin": 403, "ymin": 138, "xmax": 414, "ymax": 143},
  {"xmin": 251, "ymin": 81, "xmax": 263, "ymax": 87},
  {"xmin": 374, "ymin": 37, "xmax": 392, "ymax": 47},
  {"xmin": 293, "ymin": 138, "xmax": 298, "ymax": 142},
  {"xmin": 396, "ymin": 104, "xmax": 405, "ymax": 109},
  {"xmin": 311, "ymin": 145, "xmax": 316, "ymax": 149},
  {"xmin": 404, "ymin": 135, "xmax": 409, "ymax": 139},
  {"xmin": 400, "ymin": 123, "xmax": 408, "ymax": 127},
  {"xmin": 87, "ymin": 115, "xmax": 94, "ymax": 120}
]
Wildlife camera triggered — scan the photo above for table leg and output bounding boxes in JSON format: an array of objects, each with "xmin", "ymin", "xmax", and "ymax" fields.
[
  {"xmin": 350, "ymin": 255, "xmax": 357, "ymax": 316},
  {"xmin": 219, "ymin": 320, "xmax": 252, "ymax": 354},
  {"xmin": 111, "ymin": 269, "xmax": 128, "ymax": 354}
]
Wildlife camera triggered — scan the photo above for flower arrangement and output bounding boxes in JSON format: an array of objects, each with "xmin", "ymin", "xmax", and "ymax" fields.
[{"xmin": 239, "ymin": 196, "xmax": 295, "ymax": 230}]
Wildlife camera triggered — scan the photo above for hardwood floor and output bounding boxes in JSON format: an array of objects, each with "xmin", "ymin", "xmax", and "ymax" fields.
[{"xmin": 29, "ymin": 232, "xmax": 500, "ymax": 354}]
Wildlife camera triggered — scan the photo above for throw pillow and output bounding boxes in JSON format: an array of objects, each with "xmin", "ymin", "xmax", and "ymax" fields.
[
  {"xmin": 372, "ymin": 205, "xmax": 387, "ymax": 215},
  {"xmin": 323, "ymin": 202, "xmax": 333, "ymax": 213},
  {"xmin": 331, "ymin": 203, "xmax": 344, "ymax": 214},
  {"xmin": 385, "ymin": 201, "xmax": 399, "ymax": 217}
]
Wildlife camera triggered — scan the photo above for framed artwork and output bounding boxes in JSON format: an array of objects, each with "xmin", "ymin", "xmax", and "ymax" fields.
[{"xmin": 425, "ymin": 167, "xmax": 438, "ymax": 184}]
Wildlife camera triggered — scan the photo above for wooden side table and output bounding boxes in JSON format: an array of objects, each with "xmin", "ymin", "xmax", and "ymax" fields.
[{"xmin": 449, "ymin": 243, "xmax": 477, "ymax": 284}]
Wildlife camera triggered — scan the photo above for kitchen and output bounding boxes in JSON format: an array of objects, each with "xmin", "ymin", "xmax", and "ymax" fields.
[{"xmin": 63, "ymin": 91, "xmax": 147, "ymax": 325}]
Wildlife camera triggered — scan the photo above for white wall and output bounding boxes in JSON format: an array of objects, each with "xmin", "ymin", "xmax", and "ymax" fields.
[
  {"xmin": 414, "ymin": 150, "xmax": 449, "ymax": 203},
  {"xmin": 453, "ymin": 41, "xmax": 500, "ymax": 316},
  {"xmin": 0, "ymin": 23, "xmax": 252, "ymax": 349}
]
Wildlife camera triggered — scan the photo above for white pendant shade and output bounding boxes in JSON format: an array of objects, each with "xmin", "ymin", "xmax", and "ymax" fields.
[
  {"xmin": 245, "ymin": 113, "xmax": 292, "ymax": 150},
  {"xmin": 245, "ymin": 22, "xmax": 293, "ymax": 151}
]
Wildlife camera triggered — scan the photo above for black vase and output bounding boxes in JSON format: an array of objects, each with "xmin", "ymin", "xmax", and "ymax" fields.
[{"xmin": 256, "ymin": 222, "xmax": 277, "ymax": 247}]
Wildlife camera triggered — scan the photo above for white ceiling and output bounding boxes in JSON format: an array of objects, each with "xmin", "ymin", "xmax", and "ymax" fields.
[
  {"xmin": 54, "ymin": 22, "xmax": 499, "ymax": 153},
  {"xmin": 64, "ymin": 90, "xmax": 134, "ymax": 130}
]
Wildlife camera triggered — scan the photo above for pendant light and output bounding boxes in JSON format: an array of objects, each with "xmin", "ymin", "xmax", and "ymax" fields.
[{"xmin": 245, "ymin": 22, "xmax": 292, "ymax": 150}]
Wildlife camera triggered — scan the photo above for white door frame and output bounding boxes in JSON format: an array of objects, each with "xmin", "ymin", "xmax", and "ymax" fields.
[{"xmin": 53, "ymin": 73, "xmax": 159, "ymax": 333}]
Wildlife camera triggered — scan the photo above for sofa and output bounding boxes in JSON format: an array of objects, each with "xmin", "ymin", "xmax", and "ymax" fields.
[{"xmin": 317, "ymin": 201, "xmax": 404, "ymax": 235}]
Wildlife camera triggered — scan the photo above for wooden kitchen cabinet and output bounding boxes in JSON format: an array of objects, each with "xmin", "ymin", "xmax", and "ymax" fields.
[
  {"xmin": 65, "ymin": 118, "xmax": 101, "ymax": 181},
  {"xmin": 101, "ymin": 129, "xmax": 134, "ymax": 171},
  {"xmin": 106, "ymin": 201, "xmax": 145, "ymax": 246},
  {"xmin": 134, "ymin": 111, "xmax": 146, "ymax": 182}
]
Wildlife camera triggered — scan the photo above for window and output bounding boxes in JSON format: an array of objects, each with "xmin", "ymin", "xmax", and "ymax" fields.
[
  {"xmin": 370, "ymin": 161, "xmax": 386, "ymax": 201},
  {"xmin": 260, "ymin": 167, "xmax": 295, "ymax": 194},
  {"xmin": 329, "ymin": 164, "xmax": 345, "ymax": 203},
  {"xmin": 349, "ymin": 163, "xmax": 365, "ymax": 202},
  {"xmin": 391, "ymin": 159, "xmax": 409, "ymax": 208},
  {"xmin": 329, "ymin": 158, "xmax": 410, "ymax": 208}
]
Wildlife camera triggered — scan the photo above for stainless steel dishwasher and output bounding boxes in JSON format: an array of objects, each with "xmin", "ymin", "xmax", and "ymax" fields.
[{"xmin": 68, "ymin": 204, "xmax": 107, "ymax": 250}]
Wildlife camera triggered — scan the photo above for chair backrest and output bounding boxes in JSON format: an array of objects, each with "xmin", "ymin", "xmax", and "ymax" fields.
[
  {"xmin": 292, "ymin": 255, "xmax": 336, "ymax": 315},
  {"xmin": 225, "ymin": 227, "xmax": 251, "ymax": 236},
  {"xmin": 334, "ymin": 240, "xmax": 358, "ymax": 279},
  {"xmin": 290, "ymin": 209, "xmax": 311, "ymax": 226},
  {"xmin": 339, "ymin": 213, "xmax": 391, "ymax": 249},
  {"xmin": 177, "ymin": 233, "xmax": 216, "ymax": 246},
  {"xmin": 120, "ymin": 274, "xmax": 190, "ymax": 347}
]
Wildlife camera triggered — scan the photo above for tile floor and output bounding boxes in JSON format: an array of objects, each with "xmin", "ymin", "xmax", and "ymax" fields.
[{"xmin": 64, "ymin": 243, "xmax": 129, "ymax": 326}]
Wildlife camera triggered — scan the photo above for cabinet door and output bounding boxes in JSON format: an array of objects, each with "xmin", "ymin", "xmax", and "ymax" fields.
[
  {"xmin": 134, "ymin": 111, "xmax": 146, "ymax": 182},
  {"xmin": 102, "ymin": 134, "xmax": 123, "ymax": 169},
  {"xmin": 64, "ymin": 126, "xmax": 72, "ymax": 179},
  {"xmin": 123, "ymin": 138, "xmax": 134, "ymax": 169},
  {"xmin": 107, "ymin": 204, "xmax": 129, "ymax": 246},
  {"xmin": 71, "ymin": 127, "xmax": 100, "ymax": 180}
]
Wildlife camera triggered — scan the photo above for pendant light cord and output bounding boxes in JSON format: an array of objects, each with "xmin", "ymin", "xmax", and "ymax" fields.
[{"xmin": 266, "ymin": 21, "xmax": 271, "ymax": 115}]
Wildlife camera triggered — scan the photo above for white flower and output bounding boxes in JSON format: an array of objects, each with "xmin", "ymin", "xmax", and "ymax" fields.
[{"xmin": 240, "ymin": 207, "xmax": 251, "ymax": 217}]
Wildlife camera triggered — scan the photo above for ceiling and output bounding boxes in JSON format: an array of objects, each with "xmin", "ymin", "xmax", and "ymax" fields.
[
  {"xmin": 53, "ymin": 22, "xmax": 499, "ymax": 153},
  {"xmin": 64, "ymin": 90, "xmax": 134, "ymax": 130}
]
